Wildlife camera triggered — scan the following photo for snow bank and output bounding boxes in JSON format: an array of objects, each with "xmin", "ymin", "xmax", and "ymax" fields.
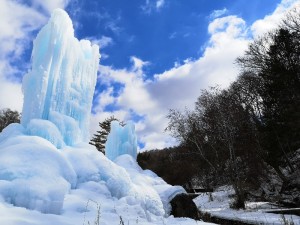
[{"xmin": 194, "ymin": 186, "xmax": 300, "ymax": 225}]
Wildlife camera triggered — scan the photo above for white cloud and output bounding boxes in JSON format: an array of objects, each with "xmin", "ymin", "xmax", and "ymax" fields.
[
  {"xmin": 0, "ymin": 72, "xmax": 23, "ymax": 111},
  {"xmin": 92, "ymin": 14, "xmax": 249, "ymax": 150},
  {"xmin": 141, "ymin": 0, "xmax": 166, "ymax": 14},
  {"xmin": 0, "ymin": 0, "xmax": 70, "ymax": 111},
  {"xmin": 209, "ymin": 8, "xmax": 228, "ymax": 19},
  {"xmin": 105, "ymin": 21, "xmax": 122, "ymax": 34},
  {"xmin": 150, "ymin": 15, "xmax": 249, "ymax": 111},
  {"xmin": 251, "ymin": 0, "xmax": 300, "ymax": 37},
  {"xmin": 31, "ymin": 0, "xmax": 70, "ymax": 14},
  {"xmin": 89, "ymin": 36, "xmax": 113, "ymax": 49},
  {"xmin": 97, "ymin": 61, "xmax": 156, "ymax": 114},
  {"xmin": 94, "ymin": 87, "xmax": 115, "ymax": 112},
  {"xmin": 130, "ymin": 56, "xmax": 150, "ymax": 73},
  {"xmin": 208, "ymin": 15, "xmax": 247, "ymax": 36},
  {"xmin": 0, "ymin": 1, "xmax": 46, "ymax": 111},
  {"xmin": 156, "ymin": 0, "xmax": 165, "ymax": 9},
  {"xmin": 0, "ymin": 1, "xmax": 46, "ymax": 59},
  {"xmin": 93, "ymin": 58, "xmax": 176, "ymax": 150}
]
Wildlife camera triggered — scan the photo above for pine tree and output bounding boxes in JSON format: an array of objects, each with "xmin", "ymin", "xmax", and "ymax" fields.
[{"xmin": 90, "ymin": 116, "xmax": 124, "ymax": 154}]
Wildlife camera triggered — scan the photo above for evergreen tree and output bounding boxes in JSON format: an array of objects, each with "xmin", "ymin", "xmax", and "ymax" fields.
[{"xmin": 90, "ymin": 116, "xmax": 124, "ymax": 154}]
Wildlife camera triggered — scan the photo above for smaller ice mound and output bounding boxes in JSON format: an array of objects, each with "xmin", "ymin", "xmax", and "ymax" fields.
[
  {"xmin": 0, "ymin": 124, "xmax": 77, "ymax": 215},
  {"xmin": 105, "ymin": 121, "xmax": 137, "ymax": 161}
]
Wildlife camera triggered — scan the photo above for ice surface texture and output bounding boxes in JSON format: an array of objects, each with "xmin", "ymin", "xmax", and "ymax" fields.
[
  {"xmin": 105, "ymin": 121, "xmax": 138, "ymax": 161},
  {"xmin": 0, "ymin": 124, "xmax": 77, "ymax": 214},
  {"xmin": 21, "ymin": 9, "xmax": 100, "ymax": 147}
]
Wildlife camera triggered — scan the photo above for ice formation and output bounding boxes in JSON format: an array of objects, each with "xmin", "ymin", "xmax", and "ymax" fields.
[
  {"xmin": 0, "ymin": 125, "xmax": 77, "ymax": 214},
  {"xmin": 21, "ymin": 8, "xmax": 99, "ymax": 147},
  {"xmin": 0, "ymin": 8, "xmax": 189, "ymax": 224},
  {"xmin": 105, "ymin": 121, "xmax": 138, "ymax": 161}
]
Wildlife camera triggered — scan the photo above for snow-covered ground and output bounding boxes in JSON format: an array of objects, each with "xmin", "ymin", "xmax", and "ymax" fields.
[
  {"xmin": 0, "ymin": 124, "xmax": 217, "ymax": 225},
  {"xmin": 194, "ymin": 186, "xmax": 300, "ymax": 225}
]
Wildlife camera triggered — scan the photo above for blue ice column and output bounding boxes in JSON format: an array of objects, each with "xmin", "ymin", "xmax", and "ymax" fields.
[
  {"xmin": 21, "ymin": 9, "xmax": 100, "ymax": 147},
  {"xmin": 105, "ymin": 121, "xmax": 138, "ymax": 161}
]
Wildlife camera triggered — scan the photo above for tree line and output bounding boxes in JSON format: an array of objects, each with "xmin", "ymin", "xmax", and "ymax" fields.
[{"xmin": 140, "ymin": 9, "xmax": 300, "ymax": 208}]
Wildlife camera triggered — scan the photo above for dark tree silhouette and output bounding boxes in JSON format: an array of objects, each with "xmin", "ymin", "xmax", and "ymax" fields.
[
  {"xmin": 90, "ymin": 116, "xmax": 124, "ymax": 154},
  {"xmin": 0, "ymin": 108, "xmax": 20, "ymax": 132},
  {"xmin": 237, "ymin": 27, "xmax": 300, "ymax": 172}
]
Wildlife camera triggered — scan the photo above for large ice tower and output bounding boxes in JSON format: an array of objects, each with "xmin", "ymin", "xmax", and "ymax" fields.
[
  {"xmin": 105, "ymin": 121, "xmax": 138, "ymax": 161},
  {"xmin": 0, "ymin": 8, "xmax": 189, "ymax": 220},
  {"xmin": 21, "ymin": 9, "xmax": 100, "ymax": 146}
]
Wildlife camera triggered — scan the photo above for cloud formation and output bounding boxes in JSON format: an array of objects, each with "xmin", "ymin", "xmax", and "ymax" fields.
[
  {"xmin": 89, "ymin": 36, "xmax": 114, "ymax": 49},
  {"xmin": 209, "ymin": 8, "xmax": 228, "ymax": 19},
  {"xmin": 0, "ymin": 1, "xmax": 45, "ymax": 111},
  {"xmin": 31, "ymin": 0, "xmax": 70, "ymax": 14},
  {"xmin": 0, "ymin": 0, "xmax": 70, "ymax": 111},
  {"xmin": 93, "ymin": 14, "xmax": 249, "ymax": 150},
  {"xmin": 93, "ymin": 0, "xmax": 300, "ymax": 151},
  {"xmin": 251, "ymin": 0, "xmax": 300, "ymax": 37},
  {"xmin": 156, "ymin": 0, "xmax": 165, "ymax": 9}
]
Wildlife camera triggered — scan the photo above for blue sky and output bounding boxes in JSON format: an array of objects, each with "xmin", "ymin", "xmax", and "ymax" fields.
[
  {"xmin": 0, "ymin": 0, "xmax": 299, "ymax": 150},
  {"xmin": 67, "ymin": 0, "xmax": 280, "ymax": 74}
]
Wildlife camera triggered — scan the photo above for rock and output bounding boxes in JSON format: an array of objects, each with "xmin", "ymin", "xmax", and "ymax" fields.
[{"xmin": 170, "ymin": 194, "xmax": 200, "ymax": 220}]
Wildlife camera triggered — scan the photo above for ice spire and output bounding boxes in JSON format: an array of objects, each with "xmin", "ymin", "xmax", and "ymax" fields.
[
  {"xmin": 105, "ymin": 121, "xmax": 138, "ymax": 161},
  {"xmin": 21, "ymin": 9, "xmax": 100, "ymax": 146}
]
